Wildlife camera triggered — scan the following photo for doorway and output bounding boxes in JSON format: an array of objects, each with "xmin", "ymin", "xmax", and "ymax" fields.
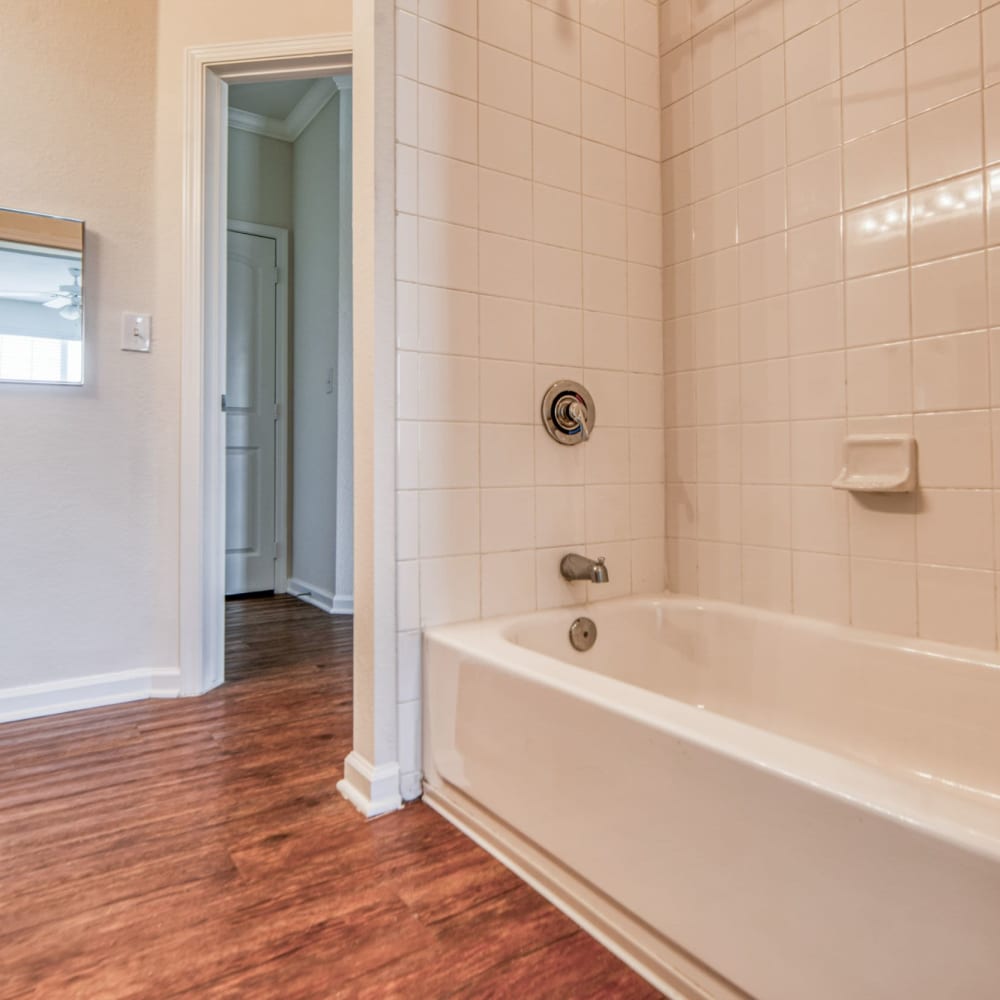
[{"xmin": 223, "ymin": 74, "xmax": 352, "ymax": 650}]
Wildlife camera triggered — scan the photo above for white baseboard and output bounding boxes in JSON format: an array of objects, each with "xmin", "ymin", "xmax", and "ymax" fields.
[
  {"xmin": 337, "ymin": 750, "xmax": 403, "ymax": 818},
  {"xmin": 423, "ymin": 784, "xmax": 746, "ymax": 1000},
  {"xmin": 331, "ymin": 593, "xmax": 354, "ymax": 615},
  {"xmin": 400, "ymin": 769, "xmax": 423, "ymax": 802},
  {"xmin": 287, "ymin": 576, "xmax": 335, "ymax": 612},
  {"xmin": 0, "ymin": 667, "xmax": 181, "ymax": 725},
  {"xmin": 288, "ymin": 577, "xmax": 353, "ymax": 616}
]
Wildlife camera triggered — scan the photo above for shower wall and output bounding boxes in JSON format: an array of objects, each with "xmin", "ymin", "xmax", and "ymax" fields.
[
  {"xmin": 395, "ymin": 0, "xmax": 665, "ymax": 794},
  {"xmin": 662, "ymin": 0, "xmax": 1000, "ymax": 650}
]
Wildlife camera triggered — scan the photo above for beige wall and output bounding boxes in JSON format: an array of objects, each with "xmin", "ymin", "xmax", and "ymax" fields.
[
  {"xmin": 662, "ymin": 0, "xmax": 1000, "ymax": 649},
  {"xmin": 0, "ymin": 0, "xmax": 166, "ymax": 688},
  {"xmin": 0, "ymin": 0, "xmax": 351, "ymax": 695}
]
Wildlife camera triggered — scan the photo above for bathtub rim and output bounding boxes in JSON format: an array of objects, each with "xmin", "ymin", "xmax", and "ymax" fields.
[{"xmin": 423, "ymin": 591, "xmax": 1000, "ymax": 865}]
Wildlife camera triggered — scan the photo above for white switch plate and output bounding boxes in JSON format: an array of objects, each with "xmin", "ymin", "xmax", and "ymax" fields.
[{"xmin": 122, "ymin": 312, "xmax": 152, "ymax": 352}]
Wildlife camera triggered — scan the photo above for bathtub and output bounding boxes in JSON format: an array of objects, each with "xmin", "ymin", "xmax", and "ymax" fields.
[{"xmin": 421, "ymin": 594, "xmax": 1000, "ymax": 1000}]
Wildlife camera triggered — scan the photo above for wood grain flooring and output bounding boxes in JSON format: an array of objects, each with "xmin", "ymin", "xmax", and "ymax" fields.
[{"xmin": 0, "ymin": 595, "xmax": 660, "ymax": 999}]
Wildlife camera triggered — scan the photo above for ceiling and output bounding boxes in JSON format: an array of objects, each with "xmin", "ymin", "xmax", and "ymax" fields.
[{"xmin": 228, "ymin": 80, "xmax": 315, "ymax": 119}]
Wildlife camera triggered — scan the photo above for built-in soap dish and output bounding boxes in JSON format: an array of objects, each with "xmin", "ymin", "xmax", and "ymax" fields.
[{"xmin": 832, "ymin": 434, "xmax": 917, "ymax": 493}]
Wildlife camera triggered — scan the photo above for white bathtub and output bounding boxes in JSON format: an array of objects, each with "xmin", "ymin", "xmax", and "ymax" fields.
[{"xmin": 422, "ymin": 594, "xmax": 1000, "ymax": 1000}]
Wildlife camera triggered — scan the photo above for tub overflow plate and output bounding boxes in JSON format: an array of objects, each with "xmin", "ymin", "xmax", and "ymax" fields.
[{"xmin": 569, "ymin": 617, "xmax": 597, "ymax": 652}]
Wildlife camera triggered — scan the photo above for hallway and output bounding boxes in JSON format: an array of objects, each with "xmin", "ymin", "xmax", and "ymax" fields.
[{"xmin": 0, "ymin": 596, "xmax": 657, "ymax": 998}]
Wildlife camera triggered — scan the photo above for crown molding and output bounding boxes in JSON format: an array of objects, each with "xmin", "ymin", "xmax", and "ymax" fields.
[
  {"xmin": 227, "ymin": 77, "xmax": 345, "ymax": 143},
  {"xmin": 227, "ymin": 106, "xmax": 289, "ymax": 141},
  {"xmin": 285, "ymin": 78, "xmax": 339, "ymax": 139}
]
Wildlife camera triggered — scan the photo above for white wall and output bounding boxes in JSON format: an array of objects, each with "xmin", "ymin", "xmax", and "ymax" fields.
[
  {"xmin": 291, "ymin": 93, "xmax": 348, "ymax": 602},
  {"xmin": 228, "ymin": 129, "xmax": 293, "ymax": 230},
  {"xmin": 334, "ymin": 89, "xmax": 355, "ymax": 611}
]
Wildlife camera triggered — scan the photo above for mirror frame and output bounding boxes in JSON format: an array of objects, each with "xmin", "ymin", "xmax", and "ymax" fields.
[{"xmin": 0, "ymin": 206, "xmax": 85, "ymax": 387}]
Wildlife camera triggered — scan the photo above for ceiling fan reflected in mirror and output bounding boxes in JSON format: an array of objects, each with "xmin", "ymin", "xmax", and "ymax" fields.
[{"xmin": 43, "ymin": 266, "xmax": 82, "ymax": 321}]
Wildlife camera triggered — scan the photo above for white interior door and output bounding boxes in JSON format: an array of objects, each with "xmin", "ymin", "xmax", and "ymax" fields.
[{"xmin": 225, "ymin": 230, "xmax": 278, "ymax": 596}]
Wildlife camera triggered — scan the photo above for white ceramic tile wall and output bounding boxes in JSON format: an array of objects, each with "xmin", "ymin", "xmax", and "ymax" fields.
[
  {"xmin": 662, "ymin": 0, "xmax": 1000, "ymax": 651},
  {"xmin": 395, "ymin": 0, "xmax": 666, "ymax": 788}
]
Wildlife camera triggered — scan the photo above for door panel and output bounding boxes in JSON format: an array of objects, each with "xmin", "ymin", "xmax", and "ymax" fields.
[
  {"xmin": 225, "ymin": 448, "xmax": 260, "ymax": 552},
  {"xmin": 225, "ymin": 230, "xmax": 277, "ymax": 596}
]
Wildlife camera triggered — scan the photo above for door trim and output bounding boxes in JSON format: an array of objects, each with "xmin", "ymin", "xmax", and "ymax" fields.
[
  {"xmin": 227, "ymin": 220, "xmax": 289, "ymax": 594},
  {"xmin": 180, "ymin": 37, "xmax": 352, "ymax": 697}
]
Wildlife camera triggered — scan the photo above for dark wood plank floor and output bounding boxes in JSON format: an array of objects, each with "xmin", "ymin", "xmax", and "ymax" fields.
[{"xmin": 0, "ymin": 595, "xmax": 660, "ymax": 999}]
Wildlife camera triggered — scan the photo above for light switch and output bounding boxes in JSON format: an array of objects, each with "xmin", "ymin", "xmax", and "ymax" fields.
[{"xmin": 122, "ymin": 312, "xmax": 152, "ymax": 352}]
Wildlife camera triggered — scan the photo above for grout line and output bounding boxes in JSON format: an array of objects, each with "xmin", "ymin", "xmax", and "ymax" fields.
[
  {"xmin": 834, "ymin": 0, "xmax": 853, "ymax": 628},
  {"xmin": 899, "ymin": 0, "xmax": 922, "ymax": 639},
  {"xmin": 976, "ymin": 3, "xmax": 1000, "ymax": 648}
]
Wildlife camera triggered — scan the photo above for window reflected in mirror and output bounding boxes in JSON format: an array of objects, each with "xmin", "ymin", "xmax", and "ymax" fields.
[{"xmin": 0, "ymin": 207, "xmax": 84, "ymax": 385}]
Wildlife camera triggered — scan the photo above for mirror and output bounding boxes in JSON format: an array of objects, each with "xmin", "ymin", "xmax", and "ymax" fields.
[{"xmin": 0, "ymin": 207, "xmax": 85, "ymax": 385}]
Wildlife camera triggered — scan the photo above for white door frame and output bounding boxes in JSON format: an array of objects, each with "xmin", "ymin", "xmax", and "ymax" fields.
[
  {"xmin": 227, "ymin": 219, "xmax": 289, "ymax": 595},
  {"xmin": 179, "ymin": 15, "xmax": 402, "ymax": 818}
]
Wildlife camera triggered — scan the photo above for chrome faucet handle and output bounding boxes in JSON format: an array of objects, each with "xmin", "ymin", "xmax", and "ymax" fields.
[
  {"xmin": 567, "ymin": 398, "xmax": 590, "ymax": 442},
  {"xmin": 542, "ymin": 381, "xmax": 596, "ymax": 446}
]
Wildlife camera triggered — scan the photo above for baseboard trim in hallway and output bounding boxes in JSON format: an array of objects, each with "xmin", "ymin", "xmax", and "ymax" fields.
[{"xmin": 287, "ymin": 577, "xmax": 354, "ymax": 616}]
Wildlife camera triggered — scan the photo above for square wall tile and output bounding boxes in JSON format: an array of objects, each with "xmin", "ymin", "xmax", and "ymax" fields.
[
  {"xmin": 843, "ymin": 124, "xmax": 907, "ymax": 209},
  {"xmin": 910, "ymin": 252, "xmax": 988, "ymax": 339},
  {"xmin": 842, "ymin": 53, "xmax": 905, "ymax": 142},
  {"xmin": 846, "ymin": 342, "xmax": 913, "ymax": 417},
  {"xmin": 914, "ymin": 410, "xmax": 993, "ymax": 489},
  {"xmin": 419, "ymin": 489, "xmax": 480, "ymax": 557},
  {"xmin": 787, "ymin": 150, "xmax": 842, "ymax": 228},
  {"xmin": 479, "ymin": 0, "xmax": 531, "ymax": 56},
  {"xmin": 840, "ymin": 0, "xmax": 903, "ymax": 77},
  {"xmin": 420, "ymin": 554, "xmax": 481, "ymax": 627},
  {"xmin": 849, "ymin": 492, "xmax": 916, "ymax": 562},
  {"xmin": 783, "ymin": 0, "xmax": 837, "ymax": 40},
  {"xmin": 480, "ymin": 487, "xmax": 535, "ymax": 552},
  {"xmin": 906, "ymin": 16, "xmax": 981, "ymax": 116},
  {"xmin": 734, "ymin": 0, "xmax": 783, "ymax": 66},
  {"xmin": 851, "ymin": 557, "xmax": 917, "ymax": 637},
  {"xmin": 845, "ymin": 269, "xmax": 910, "ymax": 347},
  {"xmin": 907, "ymin": 92, "xmax": 983, "ymax": 190},
  {"xmin": 786, "ymin": 83, "xmax": 841, "ymax": 163},
  {"xmin": 910, "ymin": 174, "xmax": 986, "ymax": 265},
  {"xmin": 915, "ymin": 489, "xmax": 994, "ymax": 569},
  {"xmin": 482, "ymin": 550, "xmax": 538, "ymax": 618},
  {"xmin": 904, "ymin": 0, "xmax": 977, "ymax": 45},
  {"xmin": 918, "ymin": 565, "xmax": 997, "ymax": 649},
  {"xmin": 785, "ymin": 16, "xmax": 839, "ymax": 102},
  {"xmin": 912, "ymin": 331, "xmax": 990, "ymax": 412},
  {"xmin": 793, "ymin": 551, "xmax": 850, "ymax": 623},
  {"xmin": 741, "ymin": 545, "xmax": 792, "ymax": 612},
  {"xmin": 845, "ymin": 197, "xmax": 908, "ymax": 279}
]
